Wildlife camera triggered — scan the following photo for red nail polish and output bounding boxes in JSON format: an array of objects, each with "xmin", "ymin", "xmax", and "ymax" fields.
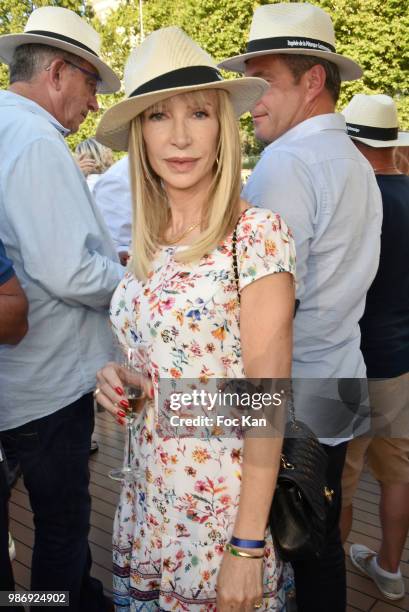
[
  {"xmin": 120, "ymin": 399, "xmax": 129, "ymax": 408},
  {"xmin": 150, "ymin": 388, "xmax": 154, "ymax": 399},
  {"xmin": 117, "ymin": 417, "xmax": 125, "ymax": 425},
  {"xmin": 117, "ymin": 410, "xmax": 126, "ymax": 418},
  {"xmin": 115, "ymin": 386, "xmax": 124, "ymax": 396}
]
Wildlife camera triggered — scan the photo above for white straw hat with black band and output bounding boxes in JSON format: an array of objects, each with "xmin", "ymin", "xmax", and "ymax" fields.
[
  {"xmin": 96, "ymin": 26, "xmax": 269, "ymax": 151},
  {"xmin": 0, "ymin": 6, "xmax": 120, "ymax": 93},
  {"xmin": 218, "ymin": 2, "xmax": 362, "ymax": 82},
  {"xmin": 342, "ymin": 94, "xmax": 409, "ymax": 148}
]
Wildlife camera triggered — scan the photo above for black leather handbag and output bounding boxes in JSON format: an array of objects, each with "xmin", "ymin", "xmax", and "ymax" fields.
[
  {"xmin": 232, "ymin": 223, "xmax": 332, "ymax": 562},
  {"xmin": 269, "ymin": 409, "xmax": 333, "ymax": 562}
]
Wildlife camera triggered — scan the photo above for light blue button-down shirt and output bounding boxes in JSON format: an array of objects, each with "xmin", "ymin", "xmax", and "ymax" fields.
[
  {"xmin": 243, "ymin": 113, "xmax": 382, "ymax": 379},
  {"xmin": 0, "ymin": 91, "xmax": 124, "ymax": 430}
]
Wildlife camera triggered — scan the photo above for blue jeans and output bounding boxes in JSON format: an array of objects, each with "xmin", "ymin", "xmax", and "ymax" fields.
[{"xmin": 0, "ymin": 394, "xmax": 106, "ymax": 612}]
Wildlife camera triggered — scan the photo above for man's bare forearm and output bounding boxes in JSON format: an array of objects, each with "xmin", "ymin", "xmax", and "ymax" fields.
[{"xmin": 0, "ymin": 291, "xmax": 28, "ymax": 344}]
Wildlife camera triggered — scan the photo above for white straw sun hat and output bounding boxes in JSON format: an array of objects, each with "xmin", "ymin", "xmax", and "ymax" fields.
[
  {"xmin": 0, "ymin": 6, "xmax": 120, "ymax": 93},
  {"xmin": 96, "ymin": 26, "xmax": 269, "ymax": 151},
  {"xmin": 343, "ymin": 94, "xmax": 409, "ymax": 148},
  {"xmin": 218, "ymin": 2, "xmax": 362, "ymax": 81}
]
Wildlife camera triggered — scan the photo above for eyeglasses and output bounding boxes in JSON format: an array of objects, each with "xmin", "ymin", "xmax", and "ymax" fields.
[{"xmin": 63, "ymin": 60, "xmax": 102, "ymax": 94}]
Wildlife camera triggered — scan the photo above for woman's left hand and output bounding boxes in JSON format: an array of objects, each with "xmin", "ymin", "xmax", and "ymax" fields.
[{"xmin": 216, "ymin": 552, "xmax": 264, "ymax": 611}]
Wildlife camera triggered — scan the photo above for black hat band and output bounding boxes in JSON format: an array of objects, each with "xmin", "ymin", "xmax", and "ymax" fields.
[
  {"xmin": 346, "ymin": 123, "xmax": 398, "ymax": 141},
  {"xmin": 129, "ymin": 66, "xmax": 223, "ymax": 98},
  {"xmin": 247, "ymin": 36, "xmax": 336, "ymax": 55},
  {"xmin": 26, "ymin": 30, "xmax": 98, "ymax": 56}
]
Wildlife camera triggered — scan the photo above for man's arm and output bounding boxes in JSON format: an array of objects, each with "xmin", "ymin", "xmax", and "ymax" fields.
[
  {"xmin": 4, "ymin": 138, "xmax": 124, "ymax": 309},
  {"xmin": 243, "ymin": 150, "xmax": 316, "ymax": 301},
  {"xmin": 0, "ymin": 275, "xmax": 28, "ymax": 345}
]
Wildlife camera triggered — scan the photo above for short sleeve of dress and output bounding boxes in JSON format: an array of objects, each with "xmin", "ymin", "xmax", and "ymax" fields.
[
  {"xmin": 236, "ymin": 207, "xmax": 296, "ymax": 291},
  {"xmin": 110, "ymin": 271, "xmax": 144, "ymax": 352}
]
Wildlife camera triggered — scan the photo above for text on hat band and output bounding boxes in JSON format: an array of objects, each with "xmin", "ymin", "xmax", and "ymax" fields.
[
  {"xmin": 346, "ymin": 123, "xmax": 399, "ymax": 141},
  {"xmin": 247, "ymin": 36, "xmax": 335, "ymax": 55}
]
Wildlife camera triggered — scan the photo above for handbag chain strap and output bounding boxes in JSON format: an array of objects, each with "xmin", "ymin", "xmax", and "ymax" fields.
[
  {"xmin": 232, "ymin": 223, "xmax": 240, "ymax": 304},
  {"xmin": 287, "ymin": 385, "xmax": 297, "ymax": 427}
]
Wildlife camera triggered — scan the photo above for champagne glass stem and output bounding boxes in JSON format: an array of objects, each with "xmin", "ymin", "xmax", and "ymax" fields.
[{"xmin": 125, "ymin": 418, "xmax": 133, "ymax": 471}]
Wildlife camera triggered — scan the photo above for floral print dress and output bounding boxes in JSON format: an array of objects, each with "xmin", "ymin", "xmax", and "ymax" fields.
[{"xmin": 110, "ymin": 207, "xmax": 296, "ymax": 611}]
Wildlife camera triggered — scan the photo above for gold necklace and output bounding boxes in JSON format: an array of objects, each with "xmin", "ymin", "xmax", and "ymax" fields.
[{"xmin": 166, "ymin": 221, "xmax": 201, "ymax": 245}]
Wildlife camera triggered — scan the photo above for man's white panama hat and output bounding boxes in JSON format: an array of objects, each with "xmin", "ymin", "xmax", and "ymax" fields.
[
  {"xmin": 343, "ymin": 94, "xmax": 409, "ymax": 148},
  {"xmin": 0, "ymin": 6, "xmax": 120, "ymax": 94},
  {"xmin": 218, "ymin": 2, "xmax": 362, "ymax": 82},
  {"xmin": 96, "ymin": 26, "xmax": 269, "ymax": 151}
]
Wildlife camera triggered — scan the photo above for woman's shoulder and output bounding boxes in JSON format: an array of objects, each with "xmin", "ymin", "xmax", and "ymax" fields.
[
  {"xmin": 231, "ymin": 204, "xmax": 296, "ymax": 283},
  {"xmin": 236, "ymin": 205, "xmax": 292, "ymax": 238}
]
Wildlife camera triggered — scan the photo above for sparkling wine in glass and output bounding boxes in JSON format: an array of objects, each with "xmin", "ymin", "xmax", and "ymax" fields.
[{"xmin": 126, "ymin": 388, "xmax": 146, "ymax": 416}]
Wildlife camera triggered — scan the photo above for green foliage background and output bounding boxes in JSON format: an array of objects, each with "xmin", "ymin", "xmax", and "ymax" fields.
[{"xmin": 1, "ymin": 0, "xmax": 408, "ymax": 156}]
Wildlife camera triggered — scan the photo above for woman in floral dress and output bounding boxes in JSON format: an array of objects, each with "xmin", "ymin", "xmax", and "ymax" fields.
[{"xmin": 95, "ymin": 27, "xmax": 296, "ymax": 612}]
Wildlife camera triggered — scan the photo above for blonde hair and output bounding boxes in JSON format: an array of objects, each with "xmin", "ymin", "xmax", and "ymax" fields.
[
  {"xmin": 75, "ymin": 138, "xmax": 114, "ymax": 174},
  {"xmin": 128, "ymin": 89, "xmax": 242, "ymax": 280}
]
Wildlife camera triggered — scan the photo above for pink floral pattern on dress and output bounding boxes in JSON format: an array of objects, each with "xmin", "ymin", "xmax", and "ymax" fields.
[{"xmin": 110, "ymin": 207, "xmax": 296, "ymax": 611}]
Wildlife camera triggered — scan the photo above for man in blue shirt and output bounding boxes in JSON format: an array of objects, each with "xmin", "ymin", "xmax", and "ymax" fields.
[
  {"xmin": 341, "ymin": 94, "xmax": 409, "ymax": 602},
  {"xmin": 93, "ymin": 156, "xmax": 132, "ymax": 264},
  {"xmin": 0, "ymin": 239, "xmax": 27, "ymax": 609},
  {"xmin": 0, "ymin": 7, "xmax": 122, "ymax": 609},
  {"xmin": 220, "ymin": 4, "xmax": 382, "ymax": 611}
]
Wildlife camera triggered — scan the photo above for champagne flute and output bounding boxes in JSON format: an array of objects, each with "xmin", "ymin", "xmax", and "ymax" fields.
[{"xmin": 108, "ymin": 348, "xmax": 146, "ymax": 482}]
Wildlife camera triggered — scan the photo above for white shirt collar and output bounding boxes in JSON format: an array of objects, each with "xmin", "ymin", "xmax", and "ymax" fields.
[
  {"xmin": 1, "ymin": 90, "xmax": 70, "ymax": 137},
  {"xmin": 263, "ymin": 113, "xmax": 347, "ymax": 155}
]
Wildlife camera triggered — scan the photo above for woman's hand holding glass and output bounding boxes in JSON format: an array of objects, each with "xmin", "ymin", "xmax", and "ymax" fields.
[
  {"xmin": 96, "ymin": 350, "xmax": 154, "ymax": 481},
  {"xmin": 95, "ymin": 360, "xmax": 153, "ymax": 423}
]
